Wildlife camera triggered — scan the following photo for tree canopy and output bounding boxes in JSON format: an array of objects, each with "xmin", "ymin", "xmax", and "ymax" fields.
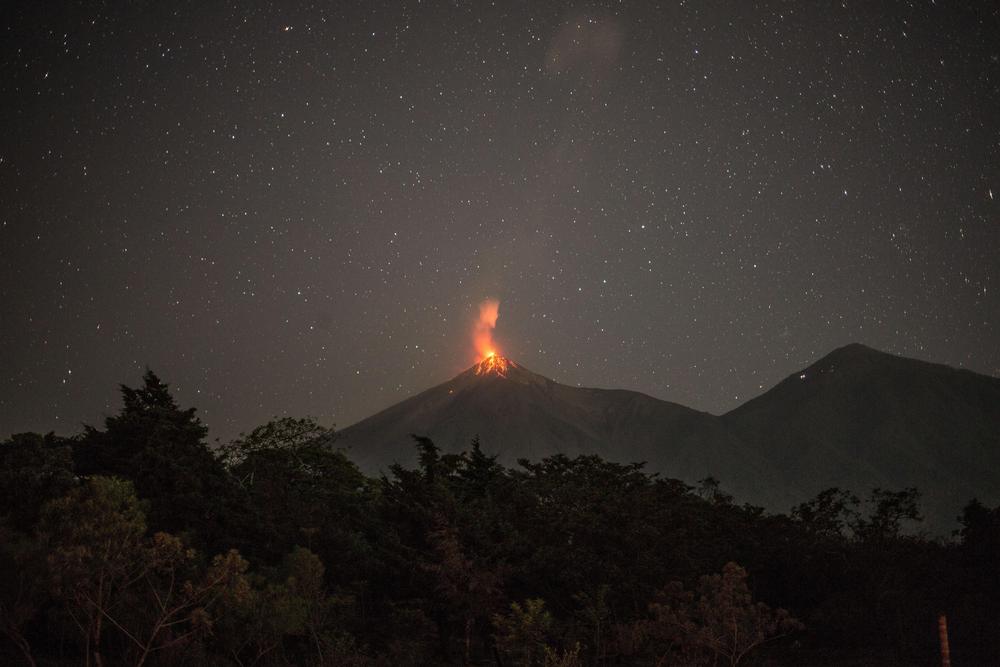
[{"xmin": 1, "ymin": 370, "xmax": 997, "ymax": 665}]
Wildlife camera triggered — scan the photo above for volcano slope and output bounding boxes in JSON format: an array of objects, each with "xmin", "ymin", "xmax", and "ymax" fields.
[
  {"xmin": 334, "ymin": 356, "xmax": 779, "ymax": 503},
  {"xmin": 722, "ymin": 343, "xmax": 1000, "ymax": 530},
  {"xmin": 335, "ymin": 346, "xmax": 1000, "ymax": 531}
]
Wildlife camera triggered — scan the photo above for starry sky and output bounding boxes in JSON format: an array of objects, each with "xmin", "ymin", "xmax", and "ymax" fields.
[{"xmin": 2, "ymin": 1, "xmax": 998, "ymax": 442}]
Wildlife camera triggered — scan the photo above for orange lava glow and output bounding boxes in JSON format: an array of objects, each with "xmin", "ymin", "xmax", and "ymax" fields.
[
  {"xmin": 474, "ymin": 353, "xmax": 511, "ymax": 377},
  {"xmin": 473, "ymin": 298, "xmax": 501, "ymax": 361}
]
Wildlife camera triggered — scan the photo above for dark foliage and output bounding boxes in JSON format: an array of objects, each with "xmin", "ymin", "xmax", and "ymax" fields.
[{"xmin": 1, "ymin": 371, "xmax": 997, "ymax": 665}]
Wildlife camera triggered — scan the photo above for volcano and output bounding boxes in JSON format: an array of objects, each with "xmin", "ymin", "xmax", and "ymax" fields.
[
  {"xmin": 335, "ymin": 354, "xmax": 779, "ymax": 503},
  {"xmin": 723, "ymin": 343, "xmax": 1000, "ymax": 529},
  {"xmin": 335, "ymin": 347, "xmax": 1000, "ymax": 530}
]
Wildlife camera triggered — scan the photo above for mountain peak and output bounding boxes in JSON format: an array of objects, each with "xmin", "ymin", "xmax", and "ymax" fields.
[
  {"xmin": 805, "ymin": 342, "xmax": 884, "ymax": 371},
  {"xmin": 806, "ymin": 343, "xmax": 940, "ymax": 378},
  {"xmin": 825, "ymin": 342, "xmax": 881, "ymax": 360},
  {"xmin": 453, "ymin": 354, "xmax": 550, "ymax": 388},
  {"xmin": 472, "ymin": 353, "xmax": 515, "ymax": 378},
  {"xmin": 832, "ymin": 341, "xmax": 875, "ymax": 354}
]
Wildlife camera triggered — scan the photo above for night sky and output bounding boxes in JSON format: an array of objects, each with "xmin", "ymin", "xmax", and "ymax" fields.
[{"xmin": 2, "ymin": 1, "xmax": 998, "ymax": 442}]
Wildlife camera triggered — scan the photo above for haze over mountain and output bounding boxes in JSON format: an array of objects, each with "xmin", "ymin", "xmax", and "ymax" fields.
[{"xmin": 335, "ymin": 345, "xmax": 1000, "ymax": 531}]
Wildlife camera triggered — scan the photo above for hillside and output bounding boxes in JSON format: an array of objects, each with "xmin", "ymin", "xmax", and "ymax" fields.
[
  {"xmin": 336, "ymin": 346, "xmax": 1000, "ymax": 531},
  {"xmin": 335, "ymin": 356, "xmax": 777, "ymax": 502},
  {"xmin": 723, "ymin": 343, "xmax": 1000, "ymax": 528}
]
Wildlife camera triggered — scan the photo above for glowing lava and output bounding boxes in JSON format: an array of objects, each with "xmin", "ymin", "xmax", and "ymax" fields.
[
  {"xmin": 471, "ymin": 299, "xmax": 511, "ymax": 375},
  {"xmin": 474, "ymin": 352, "xmax": 513, "ymax": 377}
]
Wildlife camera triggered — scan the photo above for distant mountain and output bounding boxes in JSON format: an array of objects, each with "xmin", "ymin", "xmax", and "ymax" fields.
[
  {"xmin": 335, "ymin": 346, "xmax": 1000, "ymax": 531},
  {"xmin": 335, "ymin": 355, "xmax": 778, "ymax": 503},
  {"xmin": 722, "ymin": 343, "xmax": 1000, "ymax": 529}
]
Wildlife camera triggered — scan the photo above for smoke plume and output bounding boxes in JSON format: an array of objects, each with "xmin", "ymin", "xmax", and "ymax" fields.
[{"xmin": 473, "ymin": 298, "xmax": 500, "ymax": 360}]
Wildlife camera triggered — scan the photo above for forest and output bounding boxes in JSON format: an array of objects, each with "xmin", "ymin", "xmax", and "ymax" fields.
[{"xmin": 1, "ymin": 370, "xmax": 998, "ymax": 666}]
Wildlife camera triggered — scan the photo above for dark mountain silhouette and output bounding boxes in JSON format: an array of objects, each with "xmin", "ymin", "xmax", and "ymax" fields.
[
  {"xmin": 335, "ymin": 345, "xmax": 1000, "ymax": 531},
  {"xmin": 722, "ymin": 343, "xmax": 1000, "ymax": 529},
  {"xmin": 335, "ymin": 356, "xmax": 779, "ymax": 503}
]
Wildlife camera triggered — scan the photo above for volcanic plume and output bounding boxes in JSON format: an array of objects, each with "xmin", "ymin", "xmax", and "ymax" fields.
[{"xmin": 473, "ymin": 298, "xmax": 501, "ymax": 362}]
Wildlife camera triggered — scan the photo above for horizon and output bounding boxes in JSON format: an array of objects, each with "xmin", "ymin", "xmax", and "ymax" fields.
[
  {"xmin": 6, "ymin": 339, "xmax": 999, "ymax": 440},
  {"xmin": 2, "ymin": 2, "xmax": 997, "ymax": 444}
]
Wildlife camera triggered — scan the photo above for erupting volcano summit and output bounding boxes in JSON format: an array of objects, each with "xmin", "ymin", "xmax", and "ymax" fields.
[{"xmin": 473, "ymin": 352, "xmax": 513, "ymax": 377}]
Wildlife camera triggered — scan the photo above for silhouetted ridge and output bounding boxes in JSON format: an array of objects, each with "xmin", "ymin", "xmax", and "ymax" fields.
[
  {"xmin": 723, "ymin": 343, "xmax": 1000, "ymax": 529},
  {"xmin": 336, "ymin": 345, "xmax": 1000, "ymax": 531},
  {"xmin": 336, "ymin": 358, "xmax": 774, "ymax": 503}
]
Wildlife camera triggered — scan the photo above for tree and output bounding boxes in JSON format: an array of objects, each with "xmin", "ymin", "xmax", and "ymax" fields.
[
  {"xmin": 39, "ymin": 476, "xmax": 249, "ymax": 667},
  {"xmin": 415, "ymin": 434, "xmax": 442, "ymax": 484},
  {"xmin": 493, "ymin": 598, "xmax": 585, "ymax": 667},
  {"xmin": 572, "ymin": 586, "xmax": 612, "ymax": 664},
  {"xmin": 212, "ymin": 546, "xmax": 358, "ymax": 667},
  {"xmin": 0, "ymin": 433, "xmax": 77, "ymax": 666},
  {"xmin": 493, "ymin": 598, "xmax": 554, "ymax": 666},
  {"xmin": 635, "ymin": 562, "xmax": 802, "ymax": 666},
  {"xmin": 224, "ymin": 418, "xmax": 370, "ymax": 569},
  {"xmin": 508, "ymin": 455, "xmax": 687, "ymax": 626},
  {"xmin": 791, "ymin": 488, "xmax": 860, "ymax": 538},
  {"xmin": 0, "ymin": 525, "xmax": 47, "ymax": 667},
  {"xmin": 218, "ymin": 416, "xmax": 332, "ymax": 471},
  {"xmin": 424, "ymin": 516, "xmax": 505, "ymax": 665},
  {"xmin": 954, "ymin": 499, "xmax": 1000, "ymax": 661},
  {"xmin": 851, "ymin": 488, "xmax": 922, "ymax": 542},
  {"xmin": 0, "ymin": 432, "xmax": 76, "ymax": 531},
  {"xmin": 41, "ymin": 476, "xmax": 149, "ymax": 667},
  {"xmin": 118, "ymin": 540, "xmax": 250, "ymax": 667},
  {"xmin": 696, "ymin": 477, "xmax": 734, "ymax": 506},
  {"xmin": 73, "ymin": 370, "xmax": 242, "ymax": 551},
  {"xmin": 75, "ymin": 369, "xmax": 208, "ymax": 477}
]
